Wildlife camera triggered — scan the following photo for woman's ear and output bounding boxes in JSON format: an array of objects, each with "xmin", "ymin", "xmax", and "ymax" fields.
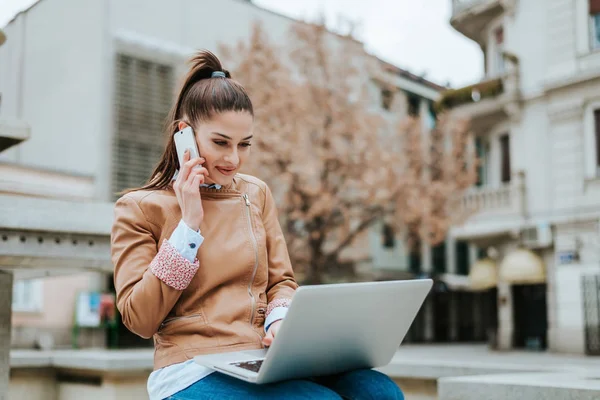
[{"xmin": 177, "ymin": 121, "xmax": 189, "ymax": 131}]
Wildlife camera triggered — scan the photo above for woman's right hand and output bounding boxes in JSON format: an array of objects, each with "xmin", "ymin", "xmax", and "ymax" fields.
[{"xmin": 173, "ymin": 149, "xmax": 208, "ymax": 232}]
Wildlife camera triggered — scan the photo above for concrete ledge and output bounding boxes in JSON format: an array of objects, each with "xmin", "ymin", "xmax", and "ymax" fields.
[
  {"xmin": 0, "ymin": 194, "xmax": 114, "ymax": 236},
  {"xmin": 10, "ymin": 349, "xmax": 153, "ymax": 373},
  {"xmin": 377, "ymin": 357, "xmax": 557, "ymax": 380},
  {"xmin": 10, "ymin": 346, "xmax": 600, "ymax": 399},
  {"xmin": 16, "ymin": 347, "xmax": 554, "ymax": 380},
  {"xmin": 0, "ymin": 163, "xmax": 96, "ymax": 201},
  {"xmin": 439, "ymin": 372, "xmax": 600, "ymax": 400}
]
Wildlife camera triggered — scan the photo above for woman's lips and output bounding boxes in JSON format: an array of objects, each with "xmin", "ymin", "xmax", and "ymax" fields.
[{"xmin": 216, "ymin": 167, "xmax": 236, "ymax": 176}]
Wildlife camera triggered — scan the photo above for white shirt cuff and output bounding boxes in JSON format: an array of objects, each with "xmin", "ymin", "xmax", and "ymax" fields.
[
  {"xmin": 168, "ymin": 219, "xmax": 204, "ymax": 263},
  {"xmin": 265, "ymin": 307, "xmax": 288, "ymax": 333}
]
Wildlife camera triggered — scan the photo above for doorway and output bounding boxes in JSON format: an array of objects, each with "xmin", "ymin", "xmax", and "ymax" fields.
[{"xmin": 512, "ymin": 284, "xmax": 547, "ymax": 350}]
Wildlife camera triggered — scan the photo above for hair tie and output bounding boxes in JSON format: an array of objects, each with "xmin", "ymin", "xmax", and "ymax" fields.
[{"xmin": 211, "ymin": 71, "xmax": 226, "ymax": 78}]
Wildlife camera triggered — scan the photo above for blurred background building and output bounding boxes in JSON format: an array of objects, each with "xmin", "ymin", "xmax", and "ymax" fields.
[
  {"xmin": 2, "ymin": 0, "xmax": 600, "ymax": 360},
  {"xmin": 2, "ymin": 0, "xmax": 600, "ymax": 399},
  {"xmin": 0, "ymin": 0, "xmax": 445, "ymax": 352},
  {"xmin": 440, "ymin": 0, "xmax": 600, "ymax": 356}
]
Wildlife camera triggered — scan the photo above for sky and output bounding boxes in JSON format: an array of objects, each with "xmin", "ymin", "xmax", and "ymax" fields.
[{"xmin": 0, "ymin": 0, "xmax": 483, "ymax": 88}]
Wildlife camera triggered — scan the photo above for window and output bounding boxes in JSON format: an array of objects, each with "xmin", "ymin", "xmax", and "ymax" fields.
[
  {"xmin": 427, "ymin": 102, "xmax": 437, "ymax": 130},
  {"xmin": 382, "ymin": 223, "xmax": 396, "ymax": 248},
  {"xmin": 583, "ymin": 105, "xmax": 600, "ymax": 178},
  {"xmin": 380, "ymin": 88, "xmax": 393, "ymax": 111},
  {"xmin": 475, "ymin": 136, "xmax": 489, "ymax": 187},
  {"xmin": 500, "ymin": 134, "xmax": 511, "ymax": 183},
  {"xmin": 432, "ymin": 242, "xmax": 446, "ymax": 274},
  {"xmin": 455, "ymin": 241, "xmax": 469, "ymax": 276},
  {"xmin": 111, "ymin": 55, "xmax": 174, "ymax": 198},
  {"xmin": 408, "ymin": 231, "xmax": 421, "ymax": 274},
  {"xmin": 12, "ymin": 279, "xmax": 43, "ymax": 312},
  {"xmin": 594, "ymin": 109, "xmax": 600, "ymax": 174},
  {"xmin": 492, "ymin": 27, "xmax": 505, "ymax": 75},
  {"xmin": 590, "ymin": 0, "xmax": 600, "ymax": 49},
  {"xmin": 407, "ymin": 94, "xmax": 420, "ymax": 117}
]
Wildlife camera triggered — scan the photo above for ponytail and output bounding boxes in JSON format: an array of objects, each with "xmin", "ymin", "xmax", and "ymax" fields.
[{"xmin": 127, "ymin": 49, "xmax": 253, "ymax": 193}]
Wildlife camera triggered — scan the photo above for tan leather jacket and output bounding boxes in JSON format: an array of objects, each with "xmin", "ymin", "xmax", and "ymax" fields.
[{"xmin": 111, "ymin": 174, "xmax": 298, "ymax": 370}]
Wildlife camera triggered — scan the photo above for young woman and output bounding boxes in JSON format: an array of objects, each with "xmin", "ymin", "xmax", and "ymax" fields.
[{"xmin": 111, "ymin": 50, "xmax": 404, "ymax": 400}]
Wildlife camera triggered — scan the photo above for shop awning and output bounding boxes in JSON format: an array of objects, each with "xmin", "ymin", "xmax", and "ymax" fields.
[
  {"xmin": 499, "ymin": 248, "xmax": 545, "ymax": 284},
  {"xmin": 468, "ymin": 258, "xmax": 497, "ymax": 291}
]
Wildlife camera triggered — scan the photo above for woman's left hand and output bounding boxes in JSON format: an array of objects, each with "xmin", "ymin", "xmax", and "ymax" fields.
[{"xmin": 262, "ymin": 320, "xmax": 282, "ymax": 347}]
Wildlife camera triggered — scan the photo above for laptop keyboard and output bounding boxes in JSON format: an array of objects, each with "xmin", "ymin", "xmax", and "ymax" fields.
[{"xmin": 230, "ymin": 359, "xmax": 264, "ymax": 373}]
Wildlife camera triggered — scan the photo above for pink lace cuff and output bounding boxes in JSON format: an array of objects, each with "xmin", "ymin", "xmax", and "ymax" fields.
[
  {"xmin": 266, "ymin": 298, "xmax": 291, "ymax": 319},
  {"xmin": 149, "ymin": 240, "xmax": 200, "ymax": 290}
]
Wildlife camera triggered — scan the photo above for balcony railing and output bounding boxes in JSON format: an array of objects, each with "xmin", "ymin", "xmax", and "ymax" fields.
[
  {"xmin": 461, "ymin": 171, "xmax": 526, "ymax": 218},
  {"xmin": 436, "ymin": 76, "xmax": 504, "ymax": 112},
  {"xmin": 435, "ymin": 51, "xmax": 519, "ymax": 114}
]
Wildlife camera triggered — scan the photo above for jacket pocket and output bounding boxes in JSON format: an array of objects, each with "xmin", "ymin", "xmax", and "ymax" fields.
[
  {"xmin": 156, "ymin": 312, "xmax": 219, "ymax": 357},
  {"xmin": 158, "ymin": 313, "xmax": 205, "ymax": 335}
]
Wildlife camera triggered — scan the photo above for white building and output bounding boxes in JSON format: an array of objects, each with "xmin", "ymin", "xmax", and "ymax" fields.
[
  {"xmin": 447, "ymin": 0, "xmax": 600, "ymax": 355},
  {"xmin": 0, "ymin": 0, "xmax": 441, "ymax": 350}
]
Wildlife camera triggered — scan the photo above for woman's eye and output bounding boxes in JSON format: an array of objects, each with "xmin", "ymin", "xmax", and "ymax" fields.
[
  {"xmin": 240, "ymin": 143, "xmax": 252, "ymax": 148},
  {"xmin": 214, "ymin": 141, "xmax": 227, "ymax": 146}
]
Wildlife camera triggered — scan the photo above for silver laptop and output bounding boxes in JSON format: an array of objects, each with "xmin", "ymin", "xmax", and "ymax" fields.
[{"xmin": 194, "ymin": 279, "xmax": 432, "ymax": 384}]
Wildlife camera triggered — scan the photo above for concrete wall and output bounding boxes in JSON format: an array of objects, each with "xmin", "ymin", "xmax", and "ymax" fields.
[
  {"xmin": 9, "ymin": 369, "xmax": 148, "ymax": 400},
  {"xmin": 8, "ymin": 370, "xmax": 56, "ymax": 400},
  {"xmin": 513, "ymin": 98, "xmax": 552, "ymax": 219},
  {"xmin": 57, "ymin": 377, "xmax": 148, "ymax": 400},
  {"xmin": 552, "ymin": 221, "xmax": 600, "ymax": 354},
  {"xmin": 505, "ymin": 0, "xmax": 547, "ymax": 96},
  {"xmin": 0, "ymin": 0, "xmax": 106, "ymax": 180}
]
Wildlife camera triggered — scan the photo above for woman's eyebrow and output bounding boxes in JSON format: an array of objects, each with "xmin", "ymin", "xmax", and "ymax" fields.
[{"xmin": 211, "ymin": 132, "xmax": 253, "ymax": 140}]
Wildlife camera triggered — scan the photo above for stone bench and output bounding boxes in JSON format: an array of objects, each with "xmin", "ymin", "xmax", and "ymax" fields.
[
  {"xmin": 438, "ymin": 372, "xmax": 600, "ymax": 400},
  {"xmin": 9, "ymin": 347, "xmax": 600, "ymax": 400},
  {"xmin": 9, "ymin": 349, "xmax": 153, "ymax": 400}
]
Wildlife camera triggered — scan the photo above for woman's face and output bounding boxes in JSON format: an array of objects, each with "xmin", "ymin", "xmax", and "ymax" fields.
[{"xmin": 181, "ymin": 111, "xmax": 254, "ymax": 186}]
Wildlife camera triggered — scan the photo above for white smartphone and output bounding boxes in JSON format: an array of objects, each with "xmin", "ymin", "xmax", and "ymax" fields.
[{"xmin": 173, "ymin": 126, "xmax": 201, "ymax": 168}]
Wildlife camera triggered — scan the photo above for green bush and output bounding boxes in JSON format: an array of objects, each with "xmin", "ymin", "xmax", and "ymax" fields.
[{"xmin": 435, "ymin": 78, "xmax": 504, "ymax": 112}]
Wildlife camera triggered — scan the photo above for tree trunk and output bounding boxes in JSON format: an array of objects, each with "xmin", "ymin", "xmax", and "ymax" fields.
[{"xmin": 306, "ymin": 236, "xmax": 325, "ymax": 284}]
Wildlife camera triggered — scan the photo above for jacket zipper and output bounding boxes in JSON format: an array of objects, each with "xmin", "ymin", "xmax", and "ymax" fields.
[{"xmin": 243, "ymin": 193, "xmax": 262, "ymax": 343}]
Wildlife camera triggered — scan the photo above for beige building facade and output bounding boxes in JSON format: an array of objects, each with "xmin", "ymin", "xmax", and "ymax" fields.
[{"xmin": 447, "ymin": 0, "xmax": 600, "ymax": 355}]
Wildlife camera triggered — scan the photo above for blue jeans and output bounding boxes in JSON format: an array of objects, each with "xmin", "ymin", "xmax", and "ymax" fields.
[{"xmin": 168, "ymin": 369, "xmax": 404, "ymax": 399}]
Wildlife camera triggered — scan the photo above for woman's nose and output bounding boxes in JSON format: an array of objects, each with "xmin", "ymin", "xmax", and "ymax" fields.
[{"xmin": 224, "ymin": 150, "xmax": 239, "ymax": 165}]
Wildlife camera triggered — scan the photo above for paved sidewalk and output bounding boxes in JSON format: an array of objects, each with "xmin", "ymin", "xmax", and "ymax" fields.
[{"xmin": 386, "ymin": 344, "xmax": 600, "ymax": 375}]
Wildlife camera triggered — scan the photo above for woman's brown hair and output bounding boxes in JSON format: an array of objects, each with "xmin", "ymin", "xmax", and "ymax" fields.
[{"xmin": 131, "ymin": 50, "xmax": 253, "ymax": 193}]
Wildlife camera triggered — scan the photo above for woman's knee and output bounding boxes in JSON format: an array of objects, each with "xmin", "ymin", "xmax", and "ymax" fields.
[
  {"xmin": 356, "ymin": 369, "xmax": 404, "ymax": 400},
  {"xmin": 324, "ymin": 369, "xmax": 404, "ymax": 400},
  {"xmin": 275, "ymin": 379, "xmax": 342, "ymax": 399}
]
